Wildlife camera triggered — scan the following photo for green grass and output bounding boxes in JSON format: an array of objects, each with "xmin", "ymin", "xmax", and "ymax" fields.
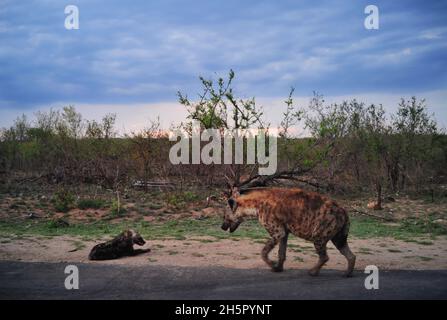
[
  {"xmin": 349, "ymin": 215, "xmax": 447, "ymax": 239},
  {"xmin": 400, "ymin": 216, "xmax": 446, "ymax": 234},
  {"xmin": 418, "ymin": 256, "xmax": 434, "ymax": 261},
  {"xmin": 47, "ymin": 218, "xmax": 69, "ymax": 229},
  {"xmin": 0, "ymin": 215, "xmax": 445, "ymax": 241},
  {"xmin": 165, "ymin": 191, "xmax": 200, "ymax": 208}
]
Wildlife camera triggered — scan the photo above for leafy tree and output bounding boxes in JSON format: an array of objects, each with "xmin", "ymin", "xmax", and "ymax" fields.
[{"xmin": 390, "ymin": 97, "xmax": 438, "ymax": 190}]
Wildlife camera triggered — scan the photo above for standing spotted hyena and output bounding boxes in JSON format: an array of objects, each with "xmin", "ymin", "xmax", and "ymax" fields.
[{"xmin": 221, "ymin": 188, "xmax": 356, "ymax": 277}]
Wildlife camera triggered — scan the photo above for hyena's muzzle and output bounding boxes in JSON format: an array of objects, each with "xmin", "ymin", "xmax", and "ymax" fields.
[
  {"xmin": 221, "ymin": 197, "xmax": 242, "ymax": 233},
  {"xmin": 221, "ymin": 220, "xmax": 241, "ymax": 233}
]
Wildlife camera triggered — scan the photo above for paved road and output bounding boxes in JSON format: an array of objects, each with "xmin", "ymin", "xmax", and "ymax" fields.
[{"xmin": 0, "ymin": 261, "xmax": 446, "ymax": 299}]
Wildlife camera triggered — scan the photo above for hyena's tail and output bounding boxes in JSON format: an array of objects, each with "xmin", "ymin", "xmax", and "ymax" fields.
[{"xmin": 331, "ymin": 209, "xmax": 356, "ymax": 277}]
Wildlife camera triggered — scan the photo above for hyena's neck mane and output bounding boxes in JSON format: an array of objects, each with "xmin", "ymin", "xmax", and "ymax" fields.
[{"xmin": 237, "ymin": 191, "xmax": 271, "ymax": 216}]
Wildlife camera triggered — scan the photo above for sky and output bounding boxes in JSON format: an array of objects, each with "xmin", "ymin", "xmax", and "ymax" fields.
[{"xmin": 0, "ymin": 0, "xmax": 446, "ymax": 131}]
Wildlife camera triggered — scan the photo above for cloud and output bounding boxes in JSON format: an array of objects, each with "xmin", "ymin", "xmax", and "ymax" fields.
[
  {"xmin": 0, "ymin": 0, "xmax": 445, "ymax": 128},
  {"xmin": 418, "ymin": 27, "xmax": 447, "ymax": 40}
]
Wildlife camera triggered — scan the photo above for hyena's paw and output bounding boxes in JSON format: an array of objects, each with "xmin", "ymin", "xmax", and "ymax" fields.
[
  {"xmin": 271, "ymin": 262, "xmax": 284, "ymax": 273},
  {"xmin": 342, "ymin": 271, "xmax": 354, "ymax": 278},
  {"xmin": 308, "ymin": 268, "xmax": 320, "ymax": 277}
]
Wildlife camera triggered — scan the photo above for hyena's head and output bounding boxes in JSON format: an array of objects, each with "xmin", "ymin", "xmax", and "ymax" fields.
[
  {"xmin": 129, "ymin": 229, "xmax": 146, "ymax": 246},
  {"xmin": 221, "ymin": 188, "xmax": 244, "ymax": 233}
]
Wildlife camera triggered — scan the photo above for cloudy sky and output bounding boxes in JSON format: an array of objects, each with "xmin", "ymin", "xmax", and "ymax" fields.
[{"xmin": 0, "ymin": 0, "xmax": 446, "ymax": 131}]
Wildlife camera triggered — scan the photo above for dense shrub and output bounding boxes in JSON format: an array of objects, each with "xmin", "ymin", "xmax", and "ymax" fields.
[
  {"xmin": 77, "ymin": 198, "xmax": 106, "ymax": 210},
  {"xmin": 110, "ymin": 199, "xmax": 126, "ymax": 216},
  {"xmin": 52, "ymin": 189, "xmax": 75, "ymax": 213}
]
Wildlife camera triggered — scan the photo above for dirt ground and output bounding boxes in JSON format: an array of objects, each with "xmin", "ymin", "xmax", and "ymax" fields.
[
  {"xmin": 1, "ymin": 187, "xmax": 446, "ymax": 272},
  {"xmin": 1, "ymin": 235, "xmax": 447, "ymax": 271}
]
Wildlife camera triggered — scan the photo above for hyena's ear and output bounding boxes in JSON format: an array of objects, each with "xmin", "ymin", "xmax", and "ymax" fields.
[
  {"xmin": 232, "ymin": 187, "xmax": 240, "ymax": 198},
  {"xmin": 228, "ymin": 198, "xmax": 236, "ymax": 210},
  {"xmin": 130, "ymin": 229, "xmax": 138, "ymax": 237},
  {"xmin": 221, "ymin": 190, "xmax": 231, "ymax": 199}
]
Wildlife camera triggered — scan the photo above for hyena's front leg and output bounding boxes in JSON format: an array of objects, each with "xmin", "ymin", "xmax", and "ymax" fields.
[
  {"xmin": 261, "ymin": 227, "xmax": 287, "ymax": 272},
  {"xmin": 130, "ymin": 248, "xmax": 151, "ymax": 256}
]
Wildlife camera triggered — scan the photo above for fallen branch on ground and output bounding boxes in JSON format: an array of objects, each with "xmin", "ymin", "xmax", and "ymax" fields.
[{"xmin": 349, "ymin": 208, "xmax": 397, "ymax": 222}]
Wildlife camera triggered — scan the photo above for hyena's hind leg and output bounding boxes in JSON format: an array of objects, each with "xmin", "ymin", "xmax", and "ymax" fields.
[
  {"xmin": 308, "ymin": 240, "xmax": 329, "ymax": 276},
  {"xmin": 331, "ymin": 224, "xmax": 356, "ymax": 277},
  {"xmin": 275, "ymin": 231, "xmax": 289, "ymax": 272},
  {"xmin": 130, "ymin": 248, "xmax": 151, "ymax": 256},
  {"xmin": 262, "ymin": 227, "xmax": 288, "ymax": 272}
]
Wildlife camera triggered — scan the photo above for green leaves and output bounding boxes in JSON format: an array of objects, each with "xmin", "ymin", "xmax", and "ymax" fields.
[
  {"xmin": 177, "ymin": 70, "xmax": 264, "ymax": 130},
  {"xmin": 52, "ymin": 189, "xmax": 75, "ymax": 213}
]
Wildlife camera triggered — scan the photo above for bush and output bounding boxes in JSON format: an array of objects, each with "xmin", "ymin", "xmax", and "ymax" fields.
[
  {"xmin": 165, "ymin": 191, "xmax": 199, "ymax": 209},
  {"xmin": 110, "ymin": 199, "xmax": 126, "ymax": 216},
  {"xmin": 77, "ymin": 198, "xmax": 106, "ymax": 210},
  {"xmin": 52, "ymin": 189, "xmax": 75, "ymax": 213},
  {"xmin": 47, "ymin": 218, "xmax": 69, "ymax": 229}
]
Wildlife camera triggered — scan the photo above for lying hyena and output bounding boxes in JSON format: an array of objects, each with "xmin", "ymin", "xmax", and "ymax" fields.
[
  {"xmin": 88, "ymin": 229, "xmax": 150, "ymax": 260},
  {"xmin": 221, "ymin": 188, "xmax": 356, "ymax": 277}
]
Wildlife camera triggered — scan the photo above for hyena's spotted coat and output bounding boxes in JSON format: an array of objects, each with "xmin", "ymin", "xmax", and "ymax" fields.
[
  {"xmin": 88, "ymin": 229, "xmax": 150, "ymax": 260},
  {"xmin": 221, "ymin": 188, "xmax": 356, "ymax": 276}
]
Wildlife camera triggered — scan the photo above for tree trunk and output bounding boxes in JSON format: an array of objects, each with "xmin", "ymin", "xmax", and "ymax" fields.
[{"xmin": 375, "ymin": 181, "xmax": 383, "ymax": 210}]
